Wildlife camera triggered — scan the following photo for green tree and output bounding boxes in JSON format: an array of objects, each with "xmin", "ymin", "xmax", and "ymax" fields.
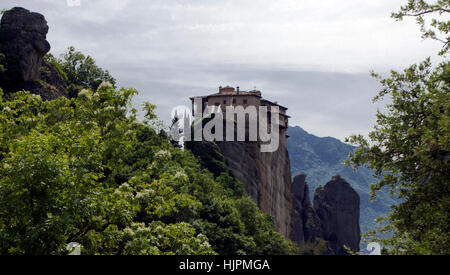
[
  {"xmin": 345, "ymin": 1, "xmax": 449, "ymax": 255},
  {"xmin": 55, "ymin": 46, "xmax": 116, "ymax": 97},
  {"xmin": 0, "ymin": 87, "xmax": 132, "ymax": 254},
  {"xmin": 0, "ymin": 82, "xmax": 296, "ymax": 255},
  {"xmin": 392, "ymin": 0, "xmax": 449, "ymax": 55}
]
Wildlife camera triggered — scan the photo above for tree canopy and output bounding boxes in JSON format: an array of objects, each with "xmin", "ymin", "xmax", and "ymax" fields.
[
  {"xmin": 0, "ymin": 82, "xmax": 297, "ymax": 255},
  {"xmin": 345, "ymin": 0, "xmax": 449, "ymax": 255},
  {"xmin": 392, "ymin": 0, "xmax": 449, "ymax": 55},
  {"xmin": 46, "ymin": 46, "xmax": 117, "ymax": 97}
]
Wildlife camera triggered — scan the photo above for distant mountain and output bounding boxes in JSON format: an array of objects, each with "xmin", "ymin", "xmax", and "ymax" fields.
[{"xmin": 287, "ymin": 126, "xmax": 396, "ymax": 235}]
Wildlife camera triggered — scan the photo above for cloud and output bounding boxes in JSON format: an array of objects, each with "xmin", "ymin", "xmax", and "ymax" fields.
[
  {"xmin": 0, "ymin": 0, "xmax": 443, "ymax": 140},
  {"xmin": 109, "ymin": 61, "xmax": 382, "ymax": 141}
]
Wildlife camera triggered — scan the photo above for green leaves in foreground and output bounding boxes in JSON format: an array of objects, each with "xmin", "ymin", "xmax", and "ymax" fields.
[
  {"xmin": 0, "ymin": 84, "xmax": 295, "ymax": 255},
  {"xmin": 345, "ymin": 60, "xmax": 450, "ymax": 255}
]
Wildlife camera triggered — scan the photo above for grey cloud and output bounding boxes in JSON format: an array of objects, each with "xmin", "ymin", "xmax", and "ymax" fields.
[
  {"xmin": 109, "ymin": 61, "xmax": 381, "ymax": 141},
  {"xmin": 0, "ymin": 0, "xmax": 434, "ymax": 141}
]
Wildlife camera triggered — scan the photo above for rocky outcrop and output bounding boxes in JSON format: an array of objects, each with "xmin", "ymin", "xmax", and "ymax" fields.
[
  {"xmin": 0, "ymin": 7, "xmax": 49, "ymax": 82},
  {"xmin": 186, "ymin": 116, "xmax": 293, "ymax": 239},
  {"xmin": 289, "ymin": 174, "xmax": 321, "ymax": 245},
  {"xmin": 312, "ymin": 176, "xmax": 360, "ymax": 254},
  {"xmin": 186, "ymin": 125, "xmax": 361, "ymax": 253},
  {"xmin": 289, "ymin": 174, "xmax": 360, "ymax": 254},
  {"xmin": 0, "ymin": 7, "xmax": 67, "ymax": 99},
  {"xmin": 216, "ymin": 138, "xmax": 293, "ymax": 238}
]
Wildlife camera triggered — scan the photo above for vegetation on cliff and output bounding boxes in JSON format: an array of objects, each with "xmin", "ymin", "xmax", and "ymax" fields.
[
  {"xmin": 44, "ymin": 46, "xmax": 116, "ymax": 98},
  {"xmin": 0, "ymin": 41, "xmax": 296, "ymax": 254},
  {"xmin": 0, "ymin": 83, "xmax": 296, "ymax": 255}
]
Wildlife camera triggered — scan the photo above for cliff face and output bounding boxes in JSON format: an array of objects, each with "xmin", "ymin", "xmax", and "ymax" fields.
[
  {"xmin": 216, "ymin": 136, "xmax": 292, "ymax": 238},
  {"xmin": 287, "ymin": 126, "xmax": 395, "ymax": 235},
  {"xmin": 0, "ymin": 7, "xmax": 67, "ymax": 99},
  {"xmin": 189, "ymin": 137, "xmax": 361, "ymax": 254},
  {"xmin": 313, "ymin": 177, "xmax": 360, "ymax": 254},
  {"xmin": 290, "ymin": 174, "xmax": 321, "ymax": 245},
  {"xmin": 290, "ymin": 174, "xmax": 360, "ymax": 254},
  {"xmin": 212, "ymin": 130, "xmax": 361, "ymax": 254}
]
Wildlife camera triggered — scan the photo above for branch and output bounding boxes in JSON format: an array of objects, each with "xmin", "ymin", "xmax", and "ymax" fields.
[{"xmin": 401, "ymin": 8, "xmax": 450, "ymax": 17}]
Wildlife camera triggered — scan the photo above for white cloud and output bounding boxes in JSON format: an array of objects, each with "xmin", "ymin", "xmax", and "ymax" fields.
[{"xmin": 0, "ymin": 0, "xmax": 444, "ymax": 140}]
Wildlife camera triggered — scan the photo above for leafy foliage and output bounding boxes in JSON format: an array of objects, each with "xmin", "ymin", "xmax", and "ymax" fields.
[
  {"xmin": 392, "ymin": 0, "xmax": 449, "ymax": 55},
  {"xmin": 49, "ymin": 46, "xmax": 116, "ymax": 97},
  {"xmin": 298, "ymin": 239, "xmax": 330, "ymax": 255},
  {"xmin": 0, "ymin": 83, "xmax": 295, "ymax": 255},
  {"xmin": 345, "ymin": 1, "xmax": 449, "ymax": 255},
  {"xmin": 43, "ymin": 53, "xmax": 68, "ymax": 83},
  {"xmin": 345, "ymin": 59, "xmax": 449, "ymax": 254}
]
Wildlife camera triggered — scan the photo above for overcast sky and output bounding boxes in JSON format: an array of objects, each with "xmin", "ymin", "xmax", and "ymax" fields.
[{"xmin": 1, "ymin": 0, "xmax": 445, "ymax": 141}]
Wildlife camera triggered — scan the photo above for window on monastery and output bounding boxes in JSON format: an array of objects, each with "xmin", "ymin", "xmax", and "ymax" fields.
[{"xmin": 243, "ymin": 99, "xmax": 248, "ymax": 105}]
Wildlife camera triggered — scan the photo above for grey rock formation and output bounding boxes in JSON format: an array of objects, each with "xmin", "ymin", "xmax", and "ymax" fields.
[
  {"xmin": 187, "ymin": 129, "xmax": 361, "ymax": 252},
  {"xmin": 216, "ymin": 138, "xmax": 293, "ymax": 239},
  {"xmin": 185, "ymin": 134, "xmax": 293, "ymax": 239},
  {"xmin": 0, "ymin": 7, "xmax": 50, "ymax": 81},
  {"xmin": 289, "ymin": 174, "xmax": 308, "ymax": 244},
  {"xmin": 313, "ymin": 176, "xmax": 360, "ymax": 254},
  {"xmin": 289, "ymin": 174, "xmax": 321, "ymax": 245},
  {"xmin": 0, "ymin": 7, "xmax": 67, "ymax": 99},
  {"xmin": 289, "ymin": 174, "xmax": 360, "ymax": 254}
]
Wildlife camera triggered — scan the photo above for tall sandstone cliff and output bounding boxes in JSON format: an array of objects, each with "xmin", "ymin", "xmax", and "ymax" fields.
[
  {"xmin": 313, "ymin": 176, "xmax": 360, "ymax": 254},
  {"xmin": 188, "ymin": 134, "xmax": 361, "ymax": 254},
  {"xmin": 216, "ymin": 136, "xmax": 293, "ymax": 238},
  {"xmin": 290, "ymin": 174, "xmax": 360, "ymax": 254},
  {"xmin": 186, "ymin": 134, "xmax": 293, "ymax": 239},
  {"xmin": 290, "ymin": 174, "xmax": 322, "ymax": 245}
]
